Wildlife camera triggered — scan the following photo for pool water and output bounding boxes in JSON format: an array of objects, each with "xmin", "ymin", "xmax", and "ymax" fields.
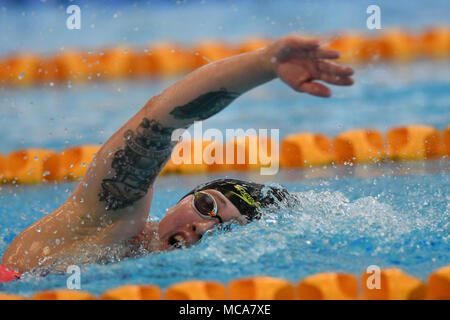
[
  {"xmin": 0, "ymin": 0, "xmax": 449, "ymax": 297},
  {"xmin": 0, "ymin": 162, "xmax": 448, "ymax": 296}
]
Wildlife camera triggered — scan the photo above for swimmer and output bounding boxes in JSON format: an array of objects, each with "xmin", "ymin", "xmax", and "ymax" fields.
[{"xmin": 1, "ymin": 35, "xmax": 354, "ymax": 274}]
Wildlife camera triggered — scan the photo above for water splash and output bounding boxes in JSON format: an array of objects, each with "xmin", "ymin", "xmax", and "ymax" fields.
[{"xmin": 0, "ymin": 173, "xmax": 448, "ymax": 296}]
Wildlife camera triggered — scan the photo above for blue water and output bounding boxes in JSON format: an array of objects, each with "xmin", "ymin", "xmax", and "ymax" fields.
[
  {"xmin": 1, "ymin": 62, "xmax": 449, "ymax": 153},
  {"xmin": 0, "ymin": 0, "xmax": 449, "ymax": 297},
  {"xmin": 0, "ymin": 163, "xmax": 449, "ymax": 296},
  {"xmin": 1, "ymin": 0, "xmax": 449, "ymax": 54},
  {"xmin": 0, "ymin": 0, "xmax": 449, "ymax": 153}
]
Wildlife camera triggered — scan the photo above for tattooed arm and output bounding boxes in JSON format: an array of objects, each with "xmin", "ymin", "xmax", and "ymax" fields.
[{"xmin": 2, "ymin": 36, "xmax": 353, "ymax": 272}]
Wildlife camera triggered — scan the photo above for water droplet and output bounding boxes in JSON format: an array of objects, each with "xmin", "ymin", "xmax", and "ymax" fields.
[
  {"xmin": 36, "ymin": 227, "xmax": 42, "ymax": 232},
  {"xmin": 43, "ymin": 246, "xmax": 50, "ymax": 255}
]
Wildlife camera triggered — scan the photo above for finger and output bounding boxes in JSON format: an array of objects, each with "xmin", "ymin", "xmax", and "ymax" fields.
[
  {"xmin": 309, "ymin": 48, "xmax": 340, "ymax": 60},
  {"xmin": 319, "ymin": 74, "xmax": 354, "ymax": 86},
  {"xmin": 283, "ymin": 36, "xmax": 320, "ymax": 51},
  {"xmin": 277, "ymin": 37, "xmax": 320, "ymax": 61},
  {"xmin": 317, "ymin": 60, "xmax": 354, "ymax": 76},
  {"xmin": 298, "ymin": 81, "xmax": 331, "ymax": 97}
]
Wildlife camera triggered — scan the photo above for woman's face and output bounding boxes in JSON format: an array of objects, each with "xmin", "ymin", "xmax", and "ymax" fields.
[{"xmin": 158, "ymin": 189, "xmax": 241, "ymax": 250}]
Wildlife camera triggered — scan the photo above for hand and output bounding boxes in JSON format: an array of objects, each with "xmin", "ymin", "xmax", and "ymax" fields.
[{"xmin": 264, "ymin": 35, "xmax": 354, "ymax": 97}]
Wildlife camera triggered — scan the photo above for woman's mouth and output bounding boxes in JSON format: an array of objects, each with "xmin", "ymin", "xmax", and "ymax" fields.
[{"xmin": 167, "ymin": 233, "xmax": 186, "ymax": 249}]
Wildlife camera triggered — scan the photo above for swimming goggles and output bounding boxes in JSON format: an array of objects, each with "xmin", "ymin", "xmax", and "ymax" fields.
[{"xmin": 192, "ymin": 191, "xmax": 223, "ymax": 223}]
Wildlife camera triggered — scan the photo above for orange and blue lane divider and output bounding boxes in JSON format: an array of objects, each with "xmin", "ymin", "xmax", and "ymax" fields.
[
  {"xmin": 0, "ymin": 265, "xmax": 449, "ymax": 299},
  {"xmin": 0, "ymin": 27, "xmax": 448, "ymax": 87},
  {"xmin": 0, "ymin": 124, "xmax": 448, "ymax": 185}
]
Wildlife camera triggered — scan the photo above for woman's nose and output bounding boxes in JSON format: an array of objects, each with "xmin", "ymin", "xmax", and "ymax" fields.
[{"xmin": 190, "ymin": 220, "xmax": 218, "ymax": 237}]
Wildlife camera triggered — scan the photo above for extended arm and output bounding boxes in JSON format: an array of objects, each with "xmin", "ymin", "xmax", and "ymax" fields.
[{"xmin": 2, "ymin": 36, "xmax": 353, "ymax": 272}]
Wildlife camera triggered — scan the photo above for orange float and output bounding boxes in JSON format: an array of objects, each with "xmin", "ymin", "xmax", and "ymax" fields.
[
  {"xmin": 0, "ymin": 54, "xmax": 41, "ymax": 86},
  {"xmin": 44, "ymin": 145, "xmax": 99, "ymax": 182},
  {"xmin": 0, "ymin": 153, "xmax": 5, "ymax": 183},
  {"xmin": 238, "ymin": 38, "xmax": 272, "ymax": 53},
  {"xmin": 443, "ymin": 126, "xmax": 450, "ymax": 157},
  {"xmin": 101, "ymin": 285, "xmax": 161, "ymax": 300},
  {"xmin": 5, "ymin": 149, "xmax": 58, "ymax": 184},
  {"xmin": 361, "ymin": 268, "xmax": 426, "ymax": 300},
  {"xmin": 333, "ymin": 129, "xmax": 385, "ymax": 164},
  {"xmin": 129, "ymin": 50, "xmax": 156, "ymax": 78},
  {"xmin": 325, "ymin": 33, "xmax": 367, "ymax": 64},
  {"xmin": 59, "ymin": 145, "xmax": 100, "ymax": 181},
  {"xmin": 165, "ymin": 280, "xmax": 227, "ymax": 300},
  {"xmin": 54, "ymin": 50, "xmax": 101, "ymax": 83},
  {"xmin": 165, "ymin": 139, "xmax": 229, "ymax": 174},
  {"xmin": 426, "ymin": 265, "xmax": 450, "ymax": 300},
  {"xmin": 36, "ymin": 57, "xmax": 61, "ymax": 85},
  {"xmin": 386, "ymin": 125, "xmax": 441, "ymax": 161},
  {"xmin": 420, "ymin": 27, "xmax": 450, "ymax": 59},
  {"xmin": 160, "ymin": 159, "xmax": 176, "ymax": 176},
  {"xmin": 225, "ymin": 135, "xmax": 277, "ymax": 172},
  {"xmin": 168, "ymin": 139, "xmax": 213, "ymax": 175},
  {"xmin": 32, "ymin": 289, "xmax": 96, "ymax": 300},
  {"xmin": 375, "ymin": 29, "xmax": 419, "ymax": 62},
  {"xmin": 280, "ymin": 133, "xmax": 334, "ymax": 168},
  {"xmin": 193, "ymin": 41, "xmax": 238, "ymax": 67},
  {"xmin": 204, "ymin": 140, "xmax": 230, "ymax": 173},
  {"xmin": 97, "ymin": 46, "xmax": 133, "ymax": 80},
  {"xmin": 229, "ymin": 276, "xmax": 295, "ymax": 300},
  {"xmin": 357, "ymin": 36, "xmax": 385, "ymax": 63},
  {"xmin": 297, "ymin": 273, "xmax": 358, "ymax": 300},
  {"xmin": 147, "ymin": 43, "xmax": 197, "ymax": 77},
  {"xmin": 0, "ymin": 293, "xmax": 27, "ymax": 300}
]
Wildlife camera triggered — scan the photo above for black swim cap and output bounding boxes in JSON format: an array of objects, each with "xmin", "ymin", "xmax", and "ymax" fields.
[{"xmin": 180, "ymin": 178, "xmax": 288, "ymax": 221}]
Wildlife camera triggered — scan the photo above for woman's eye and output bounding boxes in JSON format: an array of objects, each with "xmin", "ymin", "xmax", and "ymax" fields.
[{"xmin": 196, "ymin": 194, "xmax": 214, "ymax": 214}]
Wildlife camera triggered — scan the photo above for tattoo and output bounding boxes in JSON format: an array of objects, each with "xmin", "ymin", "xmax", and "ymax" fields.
[
  {"xmin": 169, "ymin": 87, "xmax": 239, "ymax": 120},
  {"xmin": 99, "ymin": 89, "xmax": 239, "ymax": 210},
  {"xmin": 99, "ymin": 118, "xmax": 175, "ymax": 211}
]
